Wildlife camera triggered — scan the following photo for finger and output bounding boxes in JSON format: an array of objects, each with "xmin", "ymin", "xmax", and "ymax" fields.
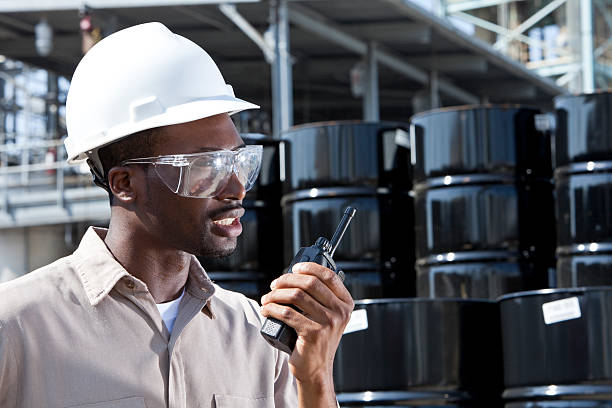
[
  {"xmin": 261, "ymin": 288, "xmax": 331, "ymax": 326},
  {"xmin": 260, "ymin": 302, "xmax": 316, "ymax": 334},
  {"xmin": 271, "ymin": 271, "xmax": 340, "ymax": 310},
  {"xmin": 291, "ymin": 262, "xmax": 353, "ymax": 304}
]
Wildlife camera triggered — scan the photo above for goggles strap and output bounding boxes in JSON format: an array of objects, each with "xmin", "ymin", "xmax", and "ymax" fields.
[{"xmin": 87, "ymin": 158, "xmax": 111, "ymax": 193}]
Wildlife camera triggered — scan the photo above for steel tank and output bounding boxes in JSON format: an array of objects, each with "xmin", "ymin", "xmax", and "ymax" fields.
[
  {"xmin": 411, "ymin": 106, "xmax": 555, "ymax": 300},
  {"xmin": 199, "ymin": 135, "xmax": 285, "ymax": 299},
  {"xmin": 333, "ymin": 298, "xmax": 503, "ymax": 406},
  {"xmin": 499, "ymin": 287, "xmax": 612, "ymax": 402},
  {"xmin": 281, "ymin": 122, "xmax": 414, "ymax": 299},
  {"xmin": 506, "ymin": 403, "xmax": 612, "ymax": 408},
  {"xmin": 554, "ymin": 93, "xmax": 612, "ymax": 287}
]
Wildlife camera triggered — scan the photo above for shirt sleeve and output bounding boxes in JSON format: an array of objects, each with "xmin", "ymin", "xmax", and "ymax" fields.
[
  {"xmin": 273, "ymin": 347, "xmax": 298, "ymax": 407},
  {"xmin": 0, "ymin": 321, "xmax": 18, "ymax": 408}
]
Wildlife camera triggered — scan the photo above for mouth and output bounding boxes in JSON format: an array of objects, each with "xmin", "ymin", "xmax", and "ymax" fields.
[
  {"xmin": 213, "ymin": 217, "xmax": 238, "ymax": 226},
  {"xmin": 210, "ymin": 206, "xmax": 245, "ymax": 238}
]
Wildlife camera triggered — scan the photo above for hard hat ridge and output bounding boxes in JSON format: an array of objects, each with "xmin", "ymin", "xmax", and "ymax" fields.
[{"xmin": 64, "ymin": 22, "xmax": 258, "ymax": 173}]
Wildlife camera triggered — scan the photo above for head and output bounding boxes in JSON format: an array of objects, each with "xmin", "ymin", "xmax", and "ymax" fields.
[
  {"xmin": 64, "ymin": 23, "xmax": 260, "ymax": 257},
  {"xmin": 100, "ymin": 113, "xmax": 247, "ymax": 258}
]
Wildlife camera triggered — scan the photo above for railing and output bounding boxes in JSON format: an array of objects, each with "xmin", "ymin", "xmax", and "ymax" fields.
[{"xmin": 0, "ymin": 138, "xmax": 110, "ymax": 229}]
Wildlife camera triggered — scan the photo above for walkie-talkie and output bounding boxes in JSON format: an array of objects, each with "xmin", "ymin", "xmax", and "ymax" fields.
[{"xmin": 260, "ymin": 206, "xmax": 357, "ymax": 354}]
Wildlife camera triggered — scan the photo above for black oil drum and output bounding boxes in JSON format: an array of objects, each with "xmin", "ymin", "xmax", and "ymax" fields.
[
  {"xmin": 414, "ymin": 176, "xmax": 555, "ymax": 257},
  {"xmin": 198, "ymin": 135, "xmax": 285, "ymax": 297},
  {"xmin": 410, "ymin": 106, "xmax": 552, "ymax": 184},
  {"xmin": 554, "ymin": 92, "xmax": 612, "ymax": 166},
  {"xmin": 554, "ymin": 162, "xmax": 612, "ymax": 286},
  {"xmin": 417, "ymin": 251, "xmax": 544, "ymax": 300},
  {"xmin": 333, "ymin": 298, "xmax": 503, "ymax": 406},
  {"xmin": 507, "ymin": 402, "xmax": 612, "ymax": 408},
  {"xmin": 281, "ymin": 121, "xmax": 411, "ymax": 192},
  {"xmin": 500, "ymin": 287, "xmax": 612, "ymax": 401},
  {"xmin": 557, "ymin": 244, "xmax": 612, "ymax": 287},
  {"xmin": 241, "ymin": 134, "xmax": 286, "ymax": 201},
  {"xmin": 282, "ymin": 187, "xmax": 415, "ymax": 298},
  {"xmin": 411, "ymin": 106, "xmax": 555, "ymax": 299}
]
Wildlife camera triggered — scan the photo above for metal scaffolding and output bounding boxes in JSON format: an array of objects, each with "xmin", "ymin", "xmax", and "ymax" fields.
[
  {"xmin": 0, "ymin": 59, "xmax": 109, "ymax": 229},
  {"xmin": 444, "ymin": 0, "xmax": 608, "ymax": 93}
]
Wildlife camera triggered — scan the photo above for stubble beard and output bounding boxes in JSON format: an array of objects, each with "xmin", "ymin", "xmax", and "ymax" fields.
[{"xmin": 195, "ymin": 223, "xmax": 238, "ymax": 258}]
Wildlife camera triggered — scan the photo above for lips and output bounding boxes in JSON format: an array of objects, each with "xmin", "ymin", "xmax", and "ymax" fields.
[
  {"xmin": 210, "ymin": 206, "xmax": 245, "ymax": 238},
  {"xmin": 213, "ymin": 218, "xmax": 237, "ymax": 226}
]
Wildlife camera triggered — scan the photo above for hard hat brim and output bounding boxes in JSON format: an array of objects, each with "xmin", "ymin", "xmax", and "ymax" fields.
[{"xmin": 65, "ymin": 96, "xmax": 259, "ymax": 164}]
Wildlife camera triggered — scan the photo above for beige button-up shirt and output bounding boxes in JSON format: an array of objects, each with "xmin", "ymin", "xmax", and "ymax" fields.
[{"xmin": 0, "ymin": 227, "xmax": 297, "ymax": 408}]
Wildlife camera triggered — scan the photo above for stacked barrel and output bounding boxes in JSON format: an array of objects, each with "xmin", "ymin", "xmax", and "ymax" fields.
[
  {"xmin": 198, "ymin": 134, "xmax": 285, "ymax": 299},
  {"xmin": 554, "ymin": 92, "xmax": 612, "ymax": 287},
  {"xmin": 497, "ymin": 92, "xmax": 612, "ymax": 407},
  {"xmin": 500, "ymin": 287, "xmax": 612, "ymax": 407},
  {"xmin": 280, "ymin": 121, "xmax": 415, "ymax": 299},
  {"xmin": 410, "ymin": 106, "xmax": 556, "ymax": 300},
  {"xmin": 333, "ymin": 298, "xmax": 503, "ymax": 407}
]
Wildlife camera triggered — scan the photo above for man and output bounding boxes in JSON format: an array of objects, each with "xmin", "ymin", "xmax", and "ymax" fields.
[{"xmin": 0, "ymin": 22, "xmax": 353, "ymax": 407}]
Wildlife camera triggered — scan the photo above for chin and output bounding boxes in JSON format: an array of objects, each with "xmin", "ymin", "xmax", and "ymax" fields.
[{"xmin": 198, "ymin": 237, "xmax": 237, "ymax": 258}]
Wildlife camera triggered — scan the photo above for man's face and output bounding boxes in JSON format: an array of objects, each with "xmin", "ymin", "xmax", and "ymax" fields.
[{"xmin": 138, "ymin": 113, "xmax": 247, "ymax": 258}]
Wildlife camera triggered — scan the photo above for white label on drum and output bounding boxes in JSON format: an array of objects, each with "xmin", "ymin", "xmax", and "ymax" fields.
[
  {"xmin": 343, "ymin": 309, "xmax": 368, "ymax": 334},
  {"xmin": 542, "ymin": 297, "xmax": 581, "ymax": 325}
]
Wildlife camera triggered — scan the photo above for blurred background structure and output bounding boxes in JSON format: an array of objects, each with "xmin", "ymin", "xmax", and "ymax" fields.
[{"xmin": 0, "ymin": 0, "xmax": 588, "ymax": 281}]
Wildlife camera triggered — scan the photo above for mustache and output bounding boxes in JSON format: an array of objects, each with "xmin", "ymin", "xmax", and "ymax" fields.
[{"xmin": 207, "ymin": 203, "xmax": 244, "ymax": 219}]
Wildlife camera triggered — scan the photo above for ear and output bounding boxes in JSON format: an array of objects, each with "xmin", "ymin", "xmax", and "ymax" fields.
[{"xmin": 107, "ymin": 166, "xmax": 140, "ymax": 203}]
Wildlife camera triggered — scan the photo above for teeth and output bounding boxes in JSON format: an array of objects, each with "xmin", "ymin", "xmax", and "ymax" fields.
[{"xmin": 214, "ymin": 218, "xmax": 235, "ymax": 226}]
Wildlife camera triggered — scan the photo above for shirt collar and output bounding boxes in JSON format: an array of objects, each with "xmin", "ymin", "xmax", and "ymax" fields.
[{"xmin": 72, "ymin": 227, "xmax": 216, "ymax": 314}]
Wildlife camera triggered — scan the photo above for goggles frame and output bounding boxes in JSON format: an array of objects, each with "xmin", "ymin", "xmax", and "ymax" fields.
[{"xmin": 121, "ymin": 145, "xmax": 263, "ymax": 198}]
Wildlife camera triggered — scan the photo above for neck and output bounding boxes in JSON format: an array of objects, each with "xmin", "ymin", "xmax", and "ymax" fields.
[{"xmin": 104, "ymin": 217, "xmax": 190, "ymax": 303}]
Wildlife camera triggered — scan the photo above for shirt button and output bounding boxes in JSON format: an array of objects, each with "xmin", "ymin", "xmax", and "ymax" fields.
[{"xmin": 125, "ymin": 280, "xmax": 135, "ymax": 289}]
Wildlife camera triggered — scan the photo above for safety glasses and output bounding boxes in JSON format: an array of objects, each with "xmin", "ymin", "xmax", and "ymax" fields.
[{"xmin": 121, "ymin": 145, "xmax": 263, "ymax": 198}]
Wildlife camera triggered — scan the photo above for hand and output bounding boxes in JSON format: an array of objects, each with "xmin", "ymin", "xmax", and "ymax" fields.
[{"xmin": 260, "ymin": 262, "xmax": 354, "ymax": 385}]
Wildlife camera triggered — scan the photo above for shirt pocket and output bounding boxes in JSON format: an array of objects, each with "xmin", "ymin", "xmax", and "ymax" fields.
[
  {"xmin": 213, "ymin": 394, "xmax": 273, "ymax": 408},
  {"xmin": 65, "ymin": 396, "xmax": 147, "ymax": 408}
]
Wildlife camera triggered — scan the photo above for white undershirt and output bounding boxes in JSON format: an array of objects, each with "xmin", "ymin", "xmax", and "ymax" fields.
[{"xmin": 155, "ymin": 288, "xmax": 185, "ymax": 333}]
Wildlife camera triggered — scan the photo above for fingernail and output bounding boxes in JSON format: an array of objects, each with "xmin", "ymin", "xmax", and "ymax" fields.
[
  {"xmin": 270, "ymin": 279, "xmax": 277, "ymax": 289},
  {"xmin": 292, "ymin": 262, "xmax": 305, "ymax": 272},
  {"xmin": 260, "ymin": 294, "xmax": 267, "ymax": 304}
]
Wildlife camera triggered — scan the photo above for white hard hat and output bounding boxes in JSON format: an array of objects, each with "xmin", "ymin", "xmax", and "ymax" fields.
[{"xmin": 64, "ymin": 22, "xmax": 258, "ymax": 174}]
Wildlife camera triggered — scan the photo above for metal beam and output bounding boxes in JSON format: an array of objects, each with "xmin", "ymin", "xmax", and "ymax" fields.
[
  {"xmin": 381, "ymin": 0, "xmax": 568, "ymax": 97},
  {"xmin": 288, "ymin": 3, "xmax": 479, "ymax": 104},
  {"xmin": 0, "ymin": 0, "xmax": 259, "ymax": 12},
  {"xmin": 174, "ymin": 6, "xmax": 230, "ymax": 31},
  {"xmin": 447, "ymin": 0, "xmax": 522, "ymax": 13},
  {"xmin": 580, "ymin": 0, "xmax": 594, "ymax": 93},
  {"xmin": 492, "ymin": 0, "xmax": 567, "ymax": 49},
  {"xmin": 407, "ymin": 54, "xmax": 488, "ymax": 72},
  {"xmin": 454, "ymin": 10, "xmax": 570, "ymax": 57},
  {"xmin": 270, "ymin": 0, "xmax": 293, "ymax": 137},
  {"xmin": 364, "ymin": 42, "xmax": 379, "ymax": 121},
  {"xmin": 218, "ymin": 4, "xmax": 275, "ymax": 63}
]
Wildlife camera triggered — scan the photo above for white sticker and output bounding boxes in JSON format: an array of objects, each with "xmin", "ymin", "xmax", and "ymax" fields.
[
  {"xmin": 343, "ymin": 309, "xmax": 368, "ymax": 334},
  {"xmin": 542, "ymin": 297, "xmax": 582, "ymax": 325}
]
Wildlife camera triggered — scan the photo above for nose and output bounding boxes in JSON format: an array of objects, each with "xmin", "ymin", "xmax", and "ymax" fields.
[{"xmin": 215, "ymin": 171, "xmax": 246, "ymax": 201}]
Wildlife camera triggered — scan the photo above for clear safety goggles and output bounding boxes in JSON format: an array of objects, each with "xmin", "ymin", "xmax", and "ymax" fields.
[{"xmin": 121, "ymin": 145, "xmax": 263, "ymax": 198}]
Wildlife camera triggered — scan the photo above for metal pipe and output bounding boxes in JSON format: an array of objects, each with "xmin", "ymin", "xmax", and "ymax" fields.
[
  {"xmin": 218, "ymin": 4, "xmax": 276, "ymax": 63},
  {"xmin": 270, "ymin": 0, "xmax": 293, "ymax": 137},
  {"xmin": 364, "ymin": 42, "xmax": 380, "ymax": 121},
  {"xmin": 581, "ymin": 0, "xmax": 595, "ymax": 93}
]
